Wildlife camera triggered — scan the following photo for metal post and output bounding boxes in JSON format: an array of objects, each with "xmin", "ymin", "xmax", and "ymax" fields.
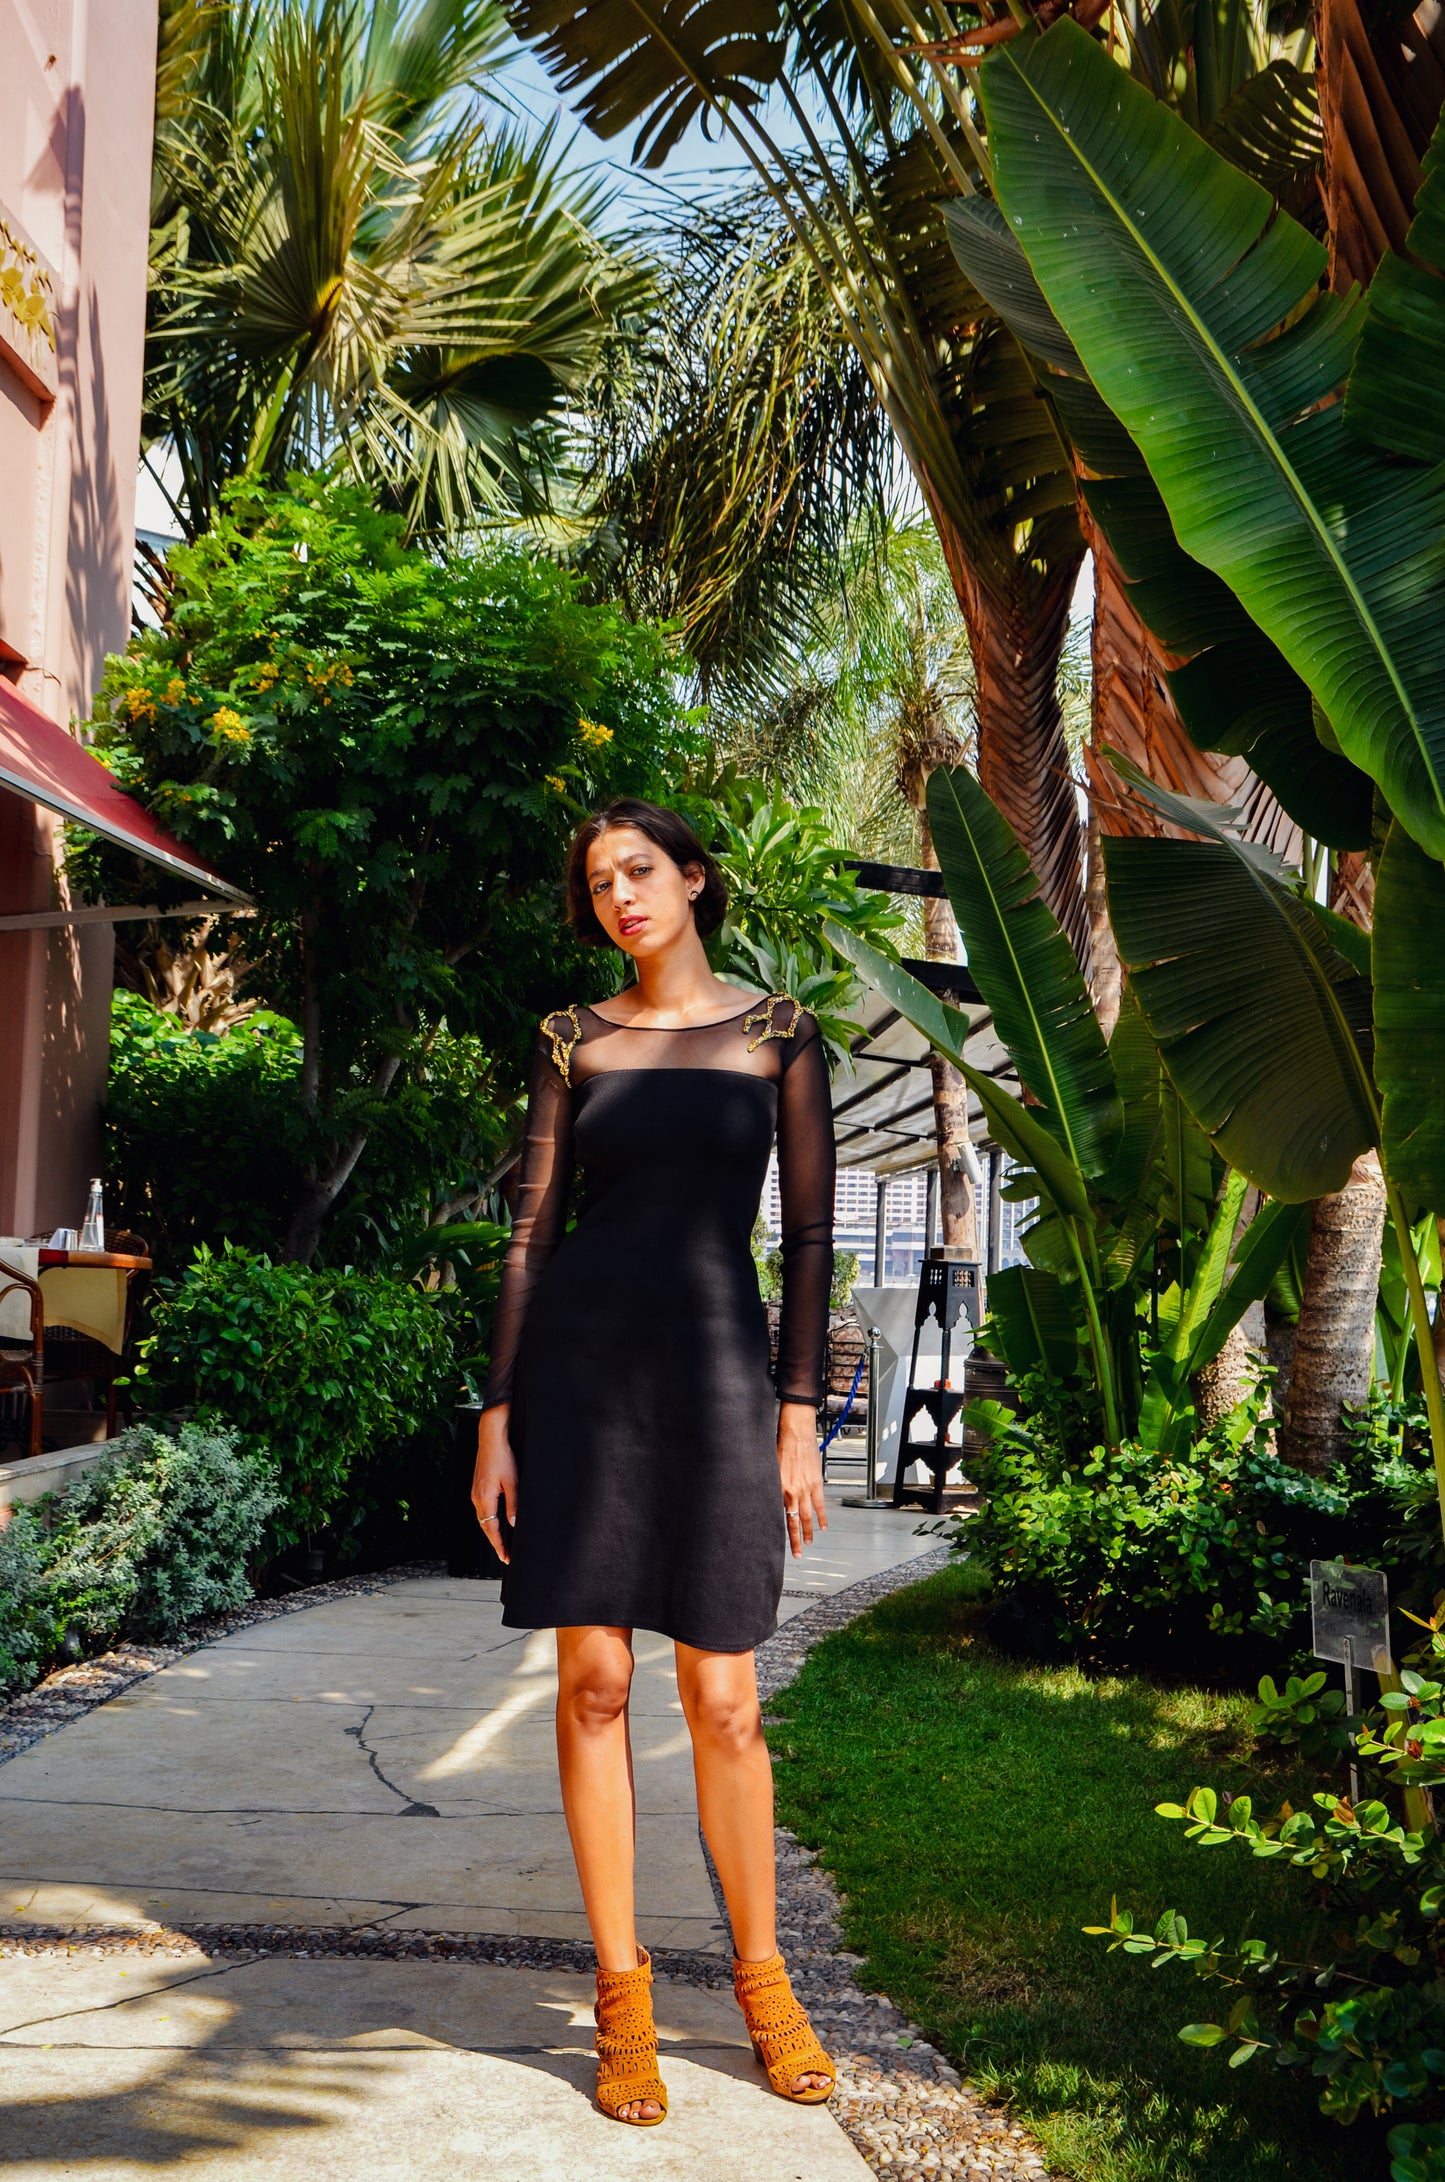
[
  {"xmin": 865, "ymin": 1324, "xmax": 882, "ymax": 1498},
  {"xmin": 1344, "ymin": 1634, "xmax": 1360, "ymax": 1804},
  {"xmin": 987, "ymin": 1150, "xmax": 1003, "ymax": 1277},
  {"xmin": 873, "ymin": 1172, "xmax": 889, "ymax": 1287},
  {"xmin": 843, "ymin": 1323, "xmax": 894, "ymax": 1509}
]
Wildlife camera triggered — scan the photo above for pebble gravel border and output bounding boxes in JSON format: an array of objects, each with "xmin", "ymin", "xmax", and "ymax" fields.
[{"xmin": 0, "ymin": 1539, "xmax": 1058, "ymax": 2180}]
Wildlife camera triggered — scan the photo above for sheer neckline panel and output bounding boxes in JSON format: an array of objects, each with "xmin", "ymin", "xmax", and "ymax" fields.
[{"xmin": 581, "ymin": 1000, "xmax": 756, "ymax": 1031}]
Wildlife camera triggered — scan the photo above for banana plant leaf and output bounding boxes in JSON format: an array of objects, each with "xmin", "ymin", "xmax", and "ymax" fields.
[
  {"xmin": 1095, "ymin": 988, "xmax": 1166, "ymax": 1288},
  {"xmin": 823, "ymin": 922, "xmax": 1091, "ymax": 1218},
  {"xmin": 943, "ymin": 196, "xmax": 1372, "ymax": 849},
  {"xmin": 925, "ymin": 765, "xmax": 1122, "ymax": 1178},
  {"xmin": 1139, "ymin": 1168, "xmax": 1247, "ymax": 1450},
  {"xmin": 979, "ymin": 18, "xmax": 1445, "ymax": 862},
  {"xmin": 1345, "ymin": 114, "xmax": 1445, "ymax": 465},
  {"xmin": 985, "ymin": 1264, "xmax": 1081, "ymax": 1381},
  {"xmin": 1186, "ymin": 1194, "xmax": 1309, "ymax": 1374},
  {"xmin": 1372, "ymin": 820, "xmax": 1445, "ymax": 1215},
  {"xmin": 1138, "ymin": 1181, "xmax": 1306, "ymax": 1451},
  {"xmin": 1100, "ymin": 759, "xmax": 1378, "ymax": 1198},
  {"xmin": 1204, "ymin": 59, "xmax": 1322, "ymax": 210},
  {"xmin": 1157, "ymin": 1076, "xmax": 1219, "ymax": 1290}
]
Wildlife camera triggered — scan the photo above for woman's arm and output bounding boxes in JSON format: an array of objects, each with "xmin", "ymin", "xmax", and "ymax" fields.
[
  {"xmin": 774, "ymin": 1012, "xmax": 835, "ymax": 1553},
  {"xmin": 472, "ymin": 1028, "xmax": 575, "ymax": 1556}
]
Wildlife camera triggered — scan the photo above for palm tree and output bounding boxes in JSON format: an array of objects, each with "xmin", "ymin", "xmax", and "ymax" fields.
[
  {"xmin": 580, "ymin": 196, "xmax": 899, "ymax": 702},
  {"xmin": 504, "ymin": 0, "xmax": 1090, "ymax": 951},
  {"xmin": 145, "ymin": 0, "xmax": 647, "ymax": 542},
  {"xmin": 718, "ymin": 513, "xmax": 986, "ymax": 1249}
]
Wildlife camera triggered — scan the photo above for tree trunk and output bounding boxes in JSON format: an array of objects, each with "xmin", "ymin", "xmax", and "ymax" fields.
[
  {"xmin": 1085, "ymin": 807, "xmax": 1122, "ymax": 1038},
  {"xmin": 924, "ymin": 494, "xmax": 1088, "ymax": 964},
  {"xmin": 1195, "ymin": 1300, "xmax": 1268, "ymax": 1432},
  {"xmin": 1279, "ymin": 1155, "xmax": 1387, "ymax": 1472},
  {"xmin": 918, "ymin": 811, "xmax": 979, "ymax": 1256}
]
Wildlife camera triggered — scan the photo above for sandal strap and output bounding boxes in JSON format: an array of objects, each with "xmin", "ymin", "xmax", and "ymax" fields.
[
  {"xmin": 734, "ymin": 1952, "xmax": 836, "ymax": 2094},
  {"xmin": 595, "ymin": 1949, "xmax": 668, "ymax": 2119}
]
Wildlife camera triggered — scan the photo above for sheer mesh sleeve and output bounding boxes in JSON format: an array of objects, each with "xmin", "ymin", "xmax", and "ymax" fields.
[
  {"xmin": 480, "ymin": 1030, "xmax": 574, "ymax": 1410},
  {"xmin": 774, "ymin": 1012, "xmax": 835, "ymax": 1406}
]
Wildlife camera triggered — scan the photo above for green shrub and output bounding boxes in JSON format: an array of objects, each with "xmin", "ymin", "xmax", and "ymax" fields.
[
  {"xmin": 962, "ymin": 1376, "xmax": 1350, "ymax": 1661},
  {"xmin": 0, "ymin": 1423, "xmax": 281, "ymax": 1698},
  {"xmin": 105, "ymin": 991, "xmax": 518, "ymax": 1273},
  {"xmin": 105, "ymin": 991, "xmax": 305, "ymax": 1263},
  {"xmin": 1089, "ymin": 1618, "xmax": 1445, "ymax": 2175},
  {"xmin": 130, "ymin": 1243, "xmax": 457, "ymax": 1550}
]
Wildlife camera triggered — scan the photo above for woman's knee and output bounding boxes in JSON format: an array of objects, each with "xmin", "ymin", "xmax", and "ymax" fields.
[
  {"xmin": 558, "ymin": 1642, "xmax": 633, "ymax": 1732},
  {"xmin": 686, "ymin": 1682, "xmax": 762, "ymax": 1754}
]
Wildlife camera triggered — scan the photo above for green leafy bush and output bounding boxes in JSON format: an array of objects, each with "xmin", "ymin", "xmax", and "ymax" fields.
[
  {"xmin": 0, "ymin": 1424, "xmax": 281, "ymax": 1697},
  {"xmin": 1088, "ymin": 1616, "xmax": 1445, "ymax": 2175},
  {"xmin": 105, "ymin": 990, "xmax": 517, "ymax": 1272},
  {"xmin": 962, "ymin": 1376, "xmax": 1349, "ymax": 1661},
  {"xmin": 105, "ymin": 991, "xmax": 305, "ymax": 1262},
  {"xmin": 130, "ymin": 1244, "xmax": 457, "ymax": 1550}
]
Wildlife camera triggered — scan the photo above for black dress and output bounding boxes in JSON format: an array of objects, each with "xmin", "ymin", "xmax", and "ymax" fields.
[{"xmin": 480, "ymin": 994, "xmax": 835, "ymax": 1652}]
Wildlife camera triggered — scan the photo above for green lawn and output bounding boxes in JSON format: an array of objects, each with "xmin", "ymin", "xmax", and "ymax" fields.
[{"xmin": 769, "ymin": 1559, "xmax": 1388, "ymax": 2182}]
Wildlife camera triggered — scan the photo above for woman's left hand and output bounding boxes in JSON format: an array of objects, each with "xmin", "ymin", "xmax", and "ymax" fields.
[{"xmin": 777, "ymin": 1402, "xmax": 828, "ymax": 1558}]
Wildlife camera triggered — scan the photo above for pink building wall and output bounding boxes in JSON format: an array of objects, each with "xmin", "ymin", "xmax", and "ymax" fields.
[{"xmin": 0, "ymin": 0, "xmax": 159, "ymax": 1236}]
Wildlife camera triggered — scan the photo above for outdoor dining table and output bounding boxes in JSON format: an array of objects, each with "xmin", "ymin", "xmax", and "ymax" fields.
[{"xmin": 0, "ymin": 1244, "xmax": 152, "ymax": 1457}]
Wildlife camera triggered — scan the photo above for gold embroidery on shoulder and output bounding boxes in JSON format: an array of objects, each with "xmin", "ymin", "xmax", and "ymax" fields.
[
  {"xmin": 541, "ymin": 1004, "xmax": 583, "ymax": 1086},
  {"xmin": 742, "ymin": 993, "xmax": 810, "ymax": 1052}
]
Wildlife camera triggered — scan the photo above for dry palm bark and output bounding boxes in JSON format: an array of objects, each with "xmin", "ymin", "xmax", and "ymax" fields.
[
  {"xmin": 1317, "ymin": 0, "xmax": 1445, "ymax": 291},
  {"xmin": 1080, "ymin": 529, "xmax": 1300, "ymax": 1028}
]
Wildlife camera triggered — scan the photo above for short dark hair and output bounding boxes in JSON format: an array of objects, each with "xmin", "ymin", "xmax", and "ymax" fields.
[{"xmin": 564, "ymin": 799, "xmax": 728, "ymax": 946}]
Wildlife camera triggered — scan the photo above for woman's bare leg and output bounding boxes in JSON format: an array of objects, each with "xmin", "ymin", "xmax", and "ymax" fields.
[
  {"xmin": 674, "ymin": 1641, "xmax": 829, "ymax": 2094},
  {"xmin": 555, "ymin": 1623, "xmax": 659, "ymax": 2121}
]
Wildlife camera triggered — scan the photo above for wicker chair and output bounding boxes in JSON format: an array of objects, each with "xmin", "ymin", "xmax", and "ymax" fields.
[
  {"xmin": 0, "ymin": 1261, "xmax": 44, "ymax": 1461},
  {"xmin": 41, "ymin": 1233, "xmax": 149, "ymax": 1438}
]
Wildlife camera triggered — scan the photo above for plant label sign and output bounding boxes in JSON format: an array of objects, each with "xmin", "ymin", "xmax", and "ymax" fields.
[{"xmin": 1310, "ymin": 1561, "xmax": 1391, "ymax": 1674}]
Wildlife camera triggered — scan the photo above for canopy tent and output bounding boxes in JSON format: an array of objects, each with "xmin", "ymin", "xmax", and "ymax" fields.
[{"xmin": 0, "ymin": 677, "xmax": 247, "ymax": 902}]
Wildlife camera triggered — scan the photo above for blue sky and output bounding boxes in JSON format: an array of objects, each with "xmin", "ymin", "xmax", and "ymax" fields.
[{"xmin": 489, "ymin": 40, "xmax": 828, "ymax": 222}]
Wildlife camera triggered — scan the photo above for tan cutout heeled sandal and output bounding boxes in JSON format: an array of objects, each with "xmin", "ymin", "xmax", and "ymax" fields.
[
  {"xmin": 594, "ymin": 1947, "xmax": 668, "ymax": 2125},
  {"xmin": 734, "ymin": 1950, "xmax": 836, "ymax": 2104}
]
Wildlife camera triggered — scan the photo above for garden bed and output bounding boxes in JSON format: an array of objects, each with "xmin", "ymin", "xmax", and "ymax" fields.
[{"xmin": 767, "ymin": 1558, "xmax": 1387, "ymax": 2182}]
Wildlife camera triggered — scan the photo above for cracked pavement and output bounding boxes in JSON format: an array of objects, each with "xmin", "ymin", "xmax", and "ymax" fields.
[{"xmin": 0, "ymin": 1492, "xmax": 935, "ymax": 2177}]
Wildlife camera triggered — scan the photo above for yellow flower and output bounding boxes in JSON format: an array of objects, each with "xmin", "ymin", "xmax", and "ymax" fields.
[
  {"xmin": 544, "ymin": 774, "xmax": 567, "ymax": 795},
  {"xmin": 124, "ymin": 687, "xmax": 156, "ymax": 724},
  {"xmin": 164, "ymin": 677, "xmax": 187, "ymax": 706},
  {"xmin": 210, "ymin": 706, "xmax": 251, "ymax": 746},
  {"xmin": 577, "ymin": 717, "xmax": 613, "ymax": 750},
  {"xmin": 255, "ymin": 665, "xmax": 277, "ymax": 694}
]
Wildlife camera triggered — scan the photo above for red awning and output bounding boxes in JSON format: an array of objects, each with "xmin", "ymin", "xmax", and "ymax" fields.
[{"xmin": 0, "ymin": 678, "xmax": 248, "ymax": 902}]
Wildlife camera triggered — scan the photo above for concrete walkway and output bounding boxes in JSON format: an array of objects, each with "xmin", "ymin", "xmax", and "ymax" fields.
[{"xmin": 0, "ymin": 1490, "xmax": 936, "ymax": 2179}]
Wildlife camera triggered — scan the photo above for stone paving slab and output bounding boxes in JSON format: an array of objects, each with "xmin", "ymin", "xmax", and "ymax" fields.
[
  {"xmin": 0, "ymin": 1500, "xmax": 936, "ymax": 1953},
  {"xmin": 0, "ymin": 1954, "xmax": 870, "ymax": 2180}
]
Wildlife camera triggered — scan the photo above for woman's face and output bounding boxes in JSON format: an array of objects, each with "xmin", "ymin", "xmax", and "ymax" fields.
[{"xmin": 584, "ymin": 825, "xmax": 703, "ymax": 960}]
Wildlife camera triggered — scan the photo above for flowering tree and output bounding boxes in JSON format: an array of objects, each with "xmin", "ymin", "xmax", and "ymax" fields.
[{"xmin": 88, "ymin": 480, "xmax": 694, "ymax": 1260}]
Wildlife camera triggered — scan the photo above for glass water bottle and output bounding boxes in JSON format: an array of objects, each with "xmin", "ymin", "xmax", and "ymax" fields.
[{"xmin": 79, "ymin": 1177, "xmax": 105, "ymax": 1253}]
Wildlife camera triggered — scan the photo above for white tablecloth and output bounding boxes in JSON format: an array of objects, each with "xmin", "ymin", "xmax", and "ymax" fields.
[{"xmin": 0, "ymin": 1244, "xmax": 40, "ymax": 1344}]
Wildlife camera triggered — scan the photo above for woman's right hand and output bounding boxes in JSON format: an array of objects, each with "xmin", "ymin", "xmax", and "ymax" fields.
[{"xmin": 471, "ymin": 1405, "xmax": 518, "ymax": 1565}]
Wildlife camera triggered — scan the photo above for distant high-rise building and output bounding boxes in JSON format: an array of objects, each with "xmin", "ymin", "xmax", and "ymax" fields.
[{"xmin": 760, "ymin": 1155, "xmax": 1036, "ymax": 1283}]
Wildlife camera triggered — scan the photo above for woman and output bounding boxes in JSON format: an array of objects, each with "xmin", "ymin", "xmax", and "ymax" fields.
[{"xmin": 471, "ymin": 797, "xmax": 837, "ymax": 2127}]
